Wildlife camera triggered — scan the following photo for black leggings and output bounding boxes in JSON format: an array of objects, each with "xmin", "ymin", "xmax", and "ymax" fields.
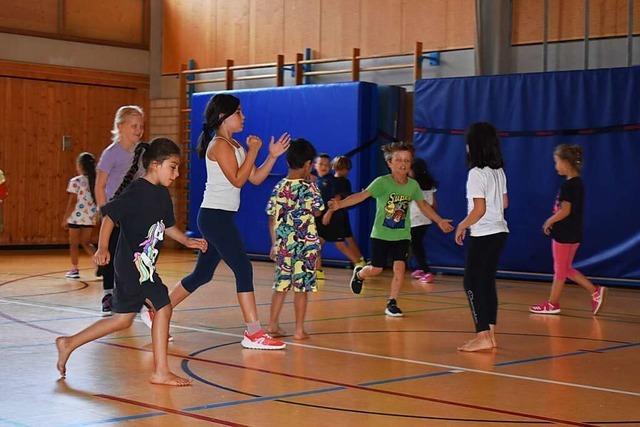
[
  {"xmin": 182, "ymin": 208, "xmax": 254, "ymax": 293},
  {"xmin": 102, "ymin": 229, "xmax": 119, "ymax": 291},
  {"xmin": 463, "ymin": 232, "xmax": 507, "ymax": 332},
  {"xmin": 410, "ymin": 225, "xmax": 431, "ymax": 272}
]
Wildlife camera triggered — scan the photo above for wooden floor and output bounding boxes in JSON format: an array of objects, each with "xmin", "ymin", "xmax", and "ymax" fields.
[{"xmin": 0, "ymin": 249, "xmax": 638, "ymax": 426}]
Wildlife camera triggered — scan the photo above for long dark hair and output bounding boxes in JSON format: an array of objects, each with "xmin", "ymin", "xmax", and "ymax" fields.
[
  {"xmin": 411, "ymin": 157, "xmax": 436, "ymax": 190},
  {"xmin": 465, "ymin": 122, "xmax": 504, "ymax": 169},
  {"xmin": 114, "ymin": 138, "xmax": 181, "ymax": 197},
  {"xmin": 196, "ymin": 94, "xmax": 240, "ymax": 159},
  {"xmin": 77, "ymin": 152, "xmax": 97, "ymax": 204}
]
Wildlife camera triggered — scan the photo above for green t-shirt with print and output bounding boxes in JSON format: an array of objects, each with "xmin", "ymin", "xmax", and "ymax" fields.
[{"xmin": 366, "ymin": 175, "xmax": 424, "ymax": 241}]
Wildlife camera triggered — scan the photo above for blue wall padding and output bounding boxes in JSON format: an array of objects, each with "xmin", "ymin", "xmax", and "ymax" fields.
[
  {"xmin": 189, "ymin": 82, "xmax": 379, "ymax": 262},
  {"xmin": 413, "ymin": 66, "xmax": 640, "ymax": 284}
]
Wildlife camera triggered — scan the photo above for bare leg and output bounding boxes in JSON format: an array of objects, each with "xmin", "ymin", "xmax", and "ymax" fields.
[
  {"xmin": 293, "ymin": 292, "xmax": 309, "ymax": 339},
  {"xmin": 389, "ymin": 261, "xmax": 406, "ymax": 299},
  {"xmin": 457, "ymin": 330, "xmax": 494, "ymax": 352},
  {"xmin": 79, "ymin": 227, "xmax": 95, "ymax": 259},
  {"xmin": 358, "ymin": 265, "xmax": 383, "ymax": 280},
  {"xmin": 489, "ymin": 324, "xmax": 497, "ymax": 348},
  {"xmin": 268, "ymin": 291, "xmax": 288, "ymax": 336},
  {"xmin": 345, "ymin": 237, "xmax": 363, "ymax": 261},
  {"xmin": 316, "ymin": 238, "xmax": 324, "ymax": 271},
  {"xmin": 149, "ymin": 305, "xmax": 190, "ymax": 386},
  {"xmin": 56, "ymin": 313, "xmax": 135, "ymax": 377},
  {"xmin": 68, "ymin": 228, "xmax": 80, "ymax": 268},
  {"xmin": 568, "ymin": 271, "xmax": 597, "ymax": 294},
  {"xmin": 237, "ymin": 291, "xmax": 259, "ymax": 323},
  {"xmin": 335, "ymin": 241, "xmax": 359, "ymax": 264},
  {"xmin": 169, "ymin": 282, "xmax": 192, "ymax": 308}
]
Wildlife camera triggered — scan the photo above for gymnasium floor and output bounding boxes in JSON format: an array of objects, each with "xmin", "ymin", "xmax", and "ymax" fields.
[{"xmin": 0, "ymin": 249, "xmax": 638, "ymax": 426}]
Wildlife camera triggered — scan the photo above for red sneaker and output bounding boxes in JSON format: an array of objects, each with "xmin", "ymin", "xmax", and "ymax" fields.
[
  {"xmin": 419, "ymin": 272, "xmax": 434, "ymax": 283},
  {"xmin": 241, "ymin": 330, "xmax": 286, "ymax": 350},
  {"xmin": 591, "ymin": 286, "xmax": 606, "ymax": 315},
  {"xmin": 529, "ymin": 300, "xmax": 561, "ymax": 314}
]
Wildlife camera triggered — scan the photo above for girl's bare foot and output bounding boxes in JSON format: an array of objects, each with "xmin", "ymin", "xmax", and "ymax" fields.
[
  {"xmin": 149, "ymin": 372, "xmax": 192, "ymax": 386},
  {"xmin": 457, "ymin": 335, "xmax": 494, "ymax": 352},
  {"xmin": 489, "ymin": 325, "xmax": 497, "ymax": 348},
  {"xmin": 294, "ymin": 330, "xmax": 310, "ymax": 340},
  {"xmin": 56, "ymin": 337, "xmax": 72, "ymax": 378},
  {"xmin": 266, "ymin": 326, "xmax": 287, "ymax": 337}
]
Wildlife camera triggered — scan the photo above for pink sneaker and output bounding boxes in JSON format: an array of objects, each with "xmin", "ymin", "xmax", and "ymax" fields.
[
  {"xmin": 591, "ymin": 285, "xmax": 606, "ymax": 315},
  {"xmin": 529, "ymin": 300, "xmax": 561, "ymax": 314},
  {"xmin": 411, "ymin": 270, "xmax": 425, "ymax": 279},
  {"xmin": 241, "ymin": 330, "xmax": 286, "ymax": 350},
  {"xmin": 419, "ymin": 272, "xmax": 434, "ymax": 283}
]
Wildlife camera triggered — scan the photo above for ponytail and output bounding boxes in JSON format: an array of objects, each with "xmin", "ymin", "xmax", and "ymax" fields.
[
  {"xmin": 77, "ymin": 152, "xmax": 97, "ymax": 204},
  {"xmin": 196, "ymin": 94, "xmax": 240, "ymax": 159},
  {"xmin": 114, "ymin": 142, "xmax": 149, "ymax": 198}
]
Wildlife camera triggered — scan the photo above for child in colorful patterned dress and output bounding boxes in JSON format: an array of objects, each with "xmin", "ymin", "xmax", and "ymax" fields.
[
  {"xmin": 61, "ymin": 152, "xmax": 98, "ymax": 279},
  {"xmin": 266, "ymin": 139, "xmax": 324, "ymax": 339}
]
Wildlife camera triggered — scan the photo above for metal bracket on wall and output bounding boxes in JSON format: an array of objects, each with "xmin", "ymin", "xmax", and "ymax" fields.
[{"xmin": 420, "ymin": 52, "xmax": 440, "ymax": 67}]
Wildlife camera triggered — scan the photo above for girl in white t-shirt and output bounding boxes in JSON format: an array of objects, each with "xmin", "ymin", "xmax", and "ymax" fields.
[
  {"xmin": 408, "ymin": 158, "xmax": 437, "ymax": 283},
  {"xmin": 62, "ymin": 152, "xmax": 98, "ymax": 279},
  {"xmin": 454, "ymin": 123, "xmax": 509, "ymax": 352}
]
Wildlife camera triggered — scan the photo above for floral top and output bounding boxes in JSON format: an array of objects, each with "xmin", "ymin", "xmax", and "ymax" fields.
[{"xmin": 66, "ymin": 175, "xmax": 97, "ymax": 225}]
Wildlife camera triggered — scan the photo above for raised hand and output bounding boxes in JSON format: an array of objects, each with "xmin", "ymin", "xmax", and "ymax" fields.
[
  {"xmin": 246, "ymin": 135, "xmax": 263, "ymax": 152},
  {"xmin": 268, "ymin": 132, "xmax": 291, "ymax": 158}
]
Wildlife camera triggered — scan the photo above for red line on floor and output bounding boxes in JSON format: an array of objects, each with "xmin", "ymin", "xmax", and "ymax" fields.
[
  {"xmin": 95, "ymin": 394, "xmax": 248, "ymax": 426},
  {"xmin": 105, "ymin": 341, "xmax": 594, "ymax": 426}
]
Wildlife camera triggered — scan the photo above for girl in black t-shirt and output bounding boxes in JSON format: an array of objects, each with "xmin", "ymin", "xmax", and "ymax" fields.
[
  {"xmin": 530, "ymin": 144, "xmax": 606, "ymax": 316},
  {"xmin": 56, "ymin": 138, "xmax": 208, "ymax": 386}
]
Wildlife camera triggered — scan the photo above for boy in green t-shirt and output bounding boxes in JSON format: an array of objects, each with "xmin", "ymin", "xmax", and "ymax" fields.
[{"xmin": 328, "ymin": 142, "xmax": 453, "ymax": 316}]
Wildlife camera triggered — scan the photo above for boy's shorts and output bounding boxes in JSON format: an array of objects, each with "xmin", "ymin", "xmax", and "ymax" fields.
[
  {"xmin": 273, "ymin": 245, "xmax": 319, "ymax": 293},
  {"xmin": 370, "ymin": 238, "xmax": 410, "ymax": 268},
  {"xmin": 112, "ymin": 275, "xmax": 171, "ymax": 313}
]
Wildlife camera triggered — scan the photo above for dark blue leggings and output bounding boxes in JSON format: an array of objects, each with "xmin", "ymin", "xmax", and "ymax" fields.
[{"xmin": 181, "ymin": 208, "xmax": 254, "ymax": 293}]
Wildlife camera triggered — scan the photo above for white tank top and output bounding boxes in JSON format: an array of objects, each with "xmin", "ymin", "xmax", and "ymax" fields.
[{"xmin": 201, "ymin": 137, "xmax": 246, "ymax": 212}]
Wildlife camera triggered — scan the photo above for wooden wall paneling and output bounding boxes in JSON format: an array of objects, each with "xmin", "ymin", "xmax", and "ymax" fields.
[
  {"xmin": 163, "ymin": 0, "xmax": 216, "ymax": 73},
  {"xmin": 0, "ymin": 0, "xmax": 58, "ymax": 33},
  {"xmin": 250, "ymin": 0, "xmax": 284, "ymax": 64},
  {"xmin": 0, "ymin": 61, "xmax": 149, "ymax": 245},
  {"xmin": 360, "ymin": 0, "xmax": 403, "ymax": 55},
  {"xmin": 445, "ymin": 0, "xmax": 475, "ymax": 49},
  {"xmin": 63, "ymin": 0, "xmax": 146, "ymax": 45},
  {"xmin": 216, "ymin": 0, "xmax": 251, "ymax": 66},
  {"xmin": 319, "ymin": 0, "xmax": 360, "ymax": 58},
  {"xmin": 402, "ymin": 0, "xmax": 447, "ymax": 51},
  {"xmin": 513, "ymin": 0, "xmax": 640, "ymax": 45},
  {"xmin": 284, "ymin": 0, "xmax": 321, "ymax": 61}
]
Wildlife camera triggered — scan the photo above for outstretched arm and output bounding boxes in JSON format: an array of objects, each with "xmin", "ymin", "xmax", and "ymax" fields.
[
  {"xmin": 330, "ymin": 190, "xmax": 371, "ymax": 210},
  {"xmin": 415, "ymin": 199, "xmax": 453, "ymax": 233},
  {"xmin": 249, "ymin": 133, "xmax": 291, "ymax": 185},
  {"xmin": 165, "ymin": 226, "xmax": 208, "ymax": 252}
]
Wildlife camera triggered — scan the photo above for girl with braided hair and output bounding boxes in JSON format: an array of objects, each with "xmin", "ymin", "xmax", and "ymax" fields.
[
  {"xmin": 56, "ymin": 138, "xmax": 207, "ymax": 386},
  {"xmin": 95, "ymin": 105, "xmax": 145, "ymax": 315}
]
